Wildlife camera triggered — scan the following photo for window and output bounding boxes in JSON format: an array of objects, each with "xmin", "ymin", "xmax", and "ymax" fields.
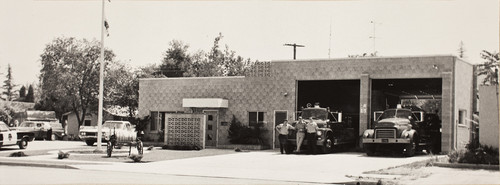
[
  {"xmin": 208, "ymin": 115, "xmax": 214, "ymax": 121},
  {"xmin": 249, "ymin": 112, "xmax": 265, "ymax": 126},
  {"xmin": 150, "ymin": 112, "xmax": 158, "ymax": 131},
  {"xmin": 161, "ymin": 112, "xmax": 166, "ymax": 130},
  {"xmin": 458, "ymin": 110, "xmax": 467, "ymax": 125},
  {"xmin": 84, "ymin": 120, "xmax": 91, "ymax": 126}
]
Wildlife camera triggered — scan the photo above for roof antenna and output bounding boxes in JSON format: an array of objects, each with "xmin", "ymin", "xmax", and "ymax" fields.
[{"xmin": 329, "ymin": 17, "xmax": 332, "ymax": 58}]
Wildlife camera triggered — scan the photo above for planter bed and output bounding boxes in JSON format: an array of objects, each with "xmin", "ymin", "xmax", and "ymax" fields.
[
  {"xmin": 217, "ymin": 144, "xmax": 270, "ymax": 150},
  {"xmin": 434, "ymin": 162, "xmax": 499, "ymax": 171}
]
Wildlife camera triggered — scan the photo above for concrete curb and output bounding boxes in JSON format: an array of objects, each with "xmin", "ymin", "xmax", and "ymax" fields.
[
  {"xmin": 434, "ymin": 162, "xmax": 500, "ymax": 171},
  {"xmin": 0, "ymin": 160, "xmax": 78, "ymax": 169}
]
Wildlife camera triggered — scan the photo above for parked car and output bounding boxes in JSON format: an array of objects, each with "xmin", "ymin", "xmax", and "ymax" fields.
[
  {"xmin": 80, "ymin": 121, "xmax": 136, "ymax": 146},
  {"xmin": 0, "ymin": 121, "xmax": 34, "ymax": 149},
  {"xmin": 17, "ymin": 121, "xmax": 66, "ymax": 141}
]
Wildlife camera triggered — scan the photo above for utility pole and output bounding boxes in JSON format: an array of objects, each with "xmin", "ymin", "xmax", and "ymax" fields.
[
  {"xmin": 96, "ymin": 0, "xmax": 106, "ymax": 152},
  {"xmin": 284, "ymin": 43, "xmax": 305, "ymax": 60}
]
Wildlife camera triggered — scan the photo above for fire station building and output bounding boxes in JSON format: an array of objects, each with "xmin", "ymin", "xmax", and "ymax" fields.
[{"xmin": 138, "ymin": 55, "xmax": 476, "ymax": 153}]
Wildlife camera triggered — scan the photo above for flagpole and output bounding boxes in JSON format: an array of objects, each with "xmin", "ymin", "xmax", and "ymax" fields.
[{"xmin": 96, "ymin": 0, "xmax": 105, "ymax": 151}]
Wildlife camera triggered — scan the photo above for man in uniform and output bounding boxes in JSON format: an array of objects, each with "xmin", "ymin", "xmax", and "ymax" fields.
[
  {"xmin": 276, "ymin": 119, "xmax": 294, "ymax": 154},
  {"xmin": 295, "ymin": 116, "xmax": 306, "ymax": 153},
  {"xmin": 306, "ymin": 117, "xmax": 318, "ymax": 154}
]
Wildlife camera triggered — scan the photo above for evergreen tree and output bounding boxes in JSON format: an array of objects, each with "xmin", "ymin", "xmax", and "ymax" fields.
[
  {"xmin": 26, "ymin": 85, "xmax": 34, "ymax": 102},
  {"xmin": 2, "ymin": 64, "xmax": 16, "ymax": 101},
  {"xmin": 19, "ymin": 86, "xmax": 26, "ymax": 98}
]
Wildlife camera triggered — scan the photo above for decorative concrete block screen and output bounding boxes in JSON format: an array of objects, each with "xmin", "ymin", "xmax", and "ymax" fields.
[{"xmin": 164, "ymin": 114, "xmax": 206, "ymax": 148}]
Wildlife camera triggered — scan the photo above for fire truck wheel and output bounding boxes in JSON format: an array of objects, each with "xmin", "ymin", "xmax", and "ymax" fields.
[
  {"xmin": 404, "ymin": 140, "xmax": 417, "ymax": 157},
  {"xmin": 322, "ymin": 135, "xmax": 334, "ymax": 153},
  {"xmin": 364, "ymin": 144, "xmax": 376, "ymax": 156},
  {"xmin": 18, "ymin": 137, "xmax": 28, "ymax": 149}
]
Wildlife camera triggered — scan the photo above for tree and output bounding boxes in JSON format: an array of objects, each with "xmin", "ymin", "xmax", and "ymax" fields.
[
  {"xmin": 105, "ymin": 61, "xmax": 138, "ymax": 118},
  {"xmin": 477, "ymin": 50, "xmax": 499, "ymax": 85},
  {"xmin": 2, "ymin": 64, "xmax": 16, "ymax": 101},
  {"xmin": 19, "ymin": 86, "xmax": 26, "ymax": 99},
  {"xmin": 38, "ymin": 37, "xmax": 115, "ymax": 126},
  {"xmin": 26, "ymin": 85, "xmax": 34, "ymax": 103},
  {"xmin": 159, "ymin": 40, "xmax": 191, "ymax": 77}
]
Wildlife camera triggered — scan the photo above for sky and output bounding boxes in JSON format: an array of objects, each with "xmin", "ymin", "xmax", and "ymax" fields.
[{"xmin": 0, "ymin": 0, "xmax": 498, "ymax": 87}]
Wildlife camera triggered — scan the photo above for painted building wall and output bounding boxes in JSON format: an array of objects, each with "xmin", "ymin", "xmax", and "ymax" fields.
[
  {"xmin": 139, "ymin": 55, "xmax": 472, "ymax": 152},
  {"xmin": 479, "ymin": 85, "xmax": 499, "ymax": 148},
  {"xmin": 453, "ymin": 58, "xmax": 475, "ymax": 150}
]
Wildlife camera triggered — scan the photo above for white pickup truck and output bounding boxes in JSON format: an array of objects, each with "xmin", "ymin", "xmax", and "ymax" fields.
[
  {"xmin": 0, "ymin": 121, "xmax": 34, "ymax": 149},
  {"xmin": 79, "ymin": 121, "xmax": 136, "ymax": 146}
]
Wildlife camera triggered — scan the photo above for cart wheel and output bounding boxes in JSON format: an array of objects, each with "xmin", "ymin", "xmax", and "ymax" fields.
[
  {"xmin": 137, "ymin": 140, "xmax": 143, "ymax": 155},
  {"xmin": 107, "ymin": 141, "xmax": 113, "ymax": 157}
]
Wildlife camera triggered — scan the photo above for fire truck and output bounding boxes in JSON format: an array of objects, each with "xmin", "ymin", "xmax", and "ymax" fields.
[
  {"xmin": 362, "ymin": 105, "xmax": 441, "ymax": 157},
  {"xmin": 285, "ymin": 103, "xmax": 356, "ymax": 154}
]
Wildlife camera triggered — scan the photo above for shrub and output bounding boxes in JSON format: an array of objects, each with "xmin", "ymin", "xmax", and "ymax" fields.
[
  {"xmin": 129, "ymin": 154, "xmax": 143, "ymax": 162},
  {"xmin": 448, "ymin": 142, "xmax": 499, "ymax": 165},
  {"xmin": 57, "ymin": 150, "xmax": 70, "ymax": 159},
  {"xmin": 9, "ymin": 151, "xmax": 27, "ymax": 157},
  {"xmin": 228, "ymin": 115, "xmax": 265, "ymax": 145}
]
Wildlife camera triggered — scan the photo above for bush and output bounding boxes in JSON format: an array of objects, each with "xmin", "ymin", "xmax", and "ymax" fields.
[
  {"xmin": 448, "ymin": 142, "xmax": 499, "ymax": 165},
  {"xmin": 9, "ymin": 151, "xmax": 27, "ymax": 157},
  {"xmin": 228, "ymin": 115, "xmax": 265, "ymax": 145}
]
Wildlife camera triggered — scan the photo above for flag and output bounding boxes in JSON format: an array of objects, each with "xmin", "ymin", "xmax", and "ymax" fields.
[{"xmin": 104, "ymin": 19, "xmax": 110, "ymax": 37}]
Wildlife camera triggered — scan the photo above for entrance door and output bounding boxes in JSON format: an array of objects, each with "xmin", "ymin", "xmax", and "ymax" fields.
[
  {"xmin": 203, "ymin": 110, "xmax": 218, "ymax": 147},
  {"xmin": 274, "ymin": 111, "xmax": 288, "ymax": 148}
]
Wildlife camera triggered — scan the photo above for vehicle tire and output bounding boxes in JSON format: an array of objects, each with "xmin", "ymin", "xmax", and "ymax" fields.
[
  {"xmin": 50, "ymin": 134, "xmax": 56, "ymax": 141},
  {"xmin": 137, "ymin": 141, "xmax": 143, "ymax": 155},
  {"xmin": 85, "ymin": 140, "xmax": 95, "ymax": 146},
  {"xmin": 322, "ymin": 135, "xmax": 334, "ymax": 154},
  {"xmin": 364, "ymin": 144, "xmax": 376, "ymax": 156},
  {"xmin": 107, "ymin": 141, "xmax": 113, "ymax": 157},
  {"xmin": 18, "ymin": 137, "xmax": 28, "ymax": 149},
  {"xmin": 404, "ymin": 140, "xmax": 417, "ymax": 157}
]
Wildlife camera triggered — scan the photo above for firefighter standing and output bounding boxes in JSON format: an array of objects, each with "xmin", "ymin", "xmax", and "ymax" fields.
[
  {"xmin": 295, "ymin": 116, "xmax": 306, "ymax": 153},
  {"xmin": 276, "ymin": 119, "xmax": 294, "ymax": 154},
  {"xmin": 306, "ymin": 117, "xmax": 318, "ymax": 154}
]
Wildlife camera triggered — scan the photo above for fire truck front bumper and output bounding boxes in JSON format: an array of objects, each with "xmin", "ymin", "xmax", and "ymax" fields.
[{"xmin": 362, "ymin": 138, "xmax": 411, "ymax": 144}]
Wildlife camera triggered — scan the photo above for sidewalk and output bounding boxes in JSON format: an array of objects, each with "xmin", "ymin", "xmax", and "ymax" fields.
[{"xmin": 2, "ymin": 148, "xmax": 498, "ymax": 184}]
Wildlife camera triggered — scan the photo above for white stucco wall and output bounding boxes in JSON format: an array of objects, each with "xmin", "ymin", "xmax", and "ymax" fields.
[{"xmin": 479, "ymin": 85, "xmax": 499, "ymax": 148}]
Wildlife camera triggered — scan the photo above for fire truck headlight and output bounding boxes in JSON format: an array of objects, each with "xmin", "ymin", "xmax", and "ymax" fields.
[
  {"xmin": 363, "ymin": 132, "xmax": 370, "ymax": 138},
  {"xmin": 316, "ymin": 131, "xmax": 322, "ymax": 136},
  {"xmin": 403, "ymin": 132, "xmax": 410, "ymax": 138}
]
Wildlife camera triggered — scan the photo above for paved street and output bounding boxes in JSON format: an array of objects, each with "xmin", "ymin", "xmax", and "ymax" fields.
[
  {"xmin": 72, "ymin": 151, "xmax": 430, "ymax": 183},
  {"xmin": 0, "ymin": 166, "xmax": 318, "ymax": 185}
]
